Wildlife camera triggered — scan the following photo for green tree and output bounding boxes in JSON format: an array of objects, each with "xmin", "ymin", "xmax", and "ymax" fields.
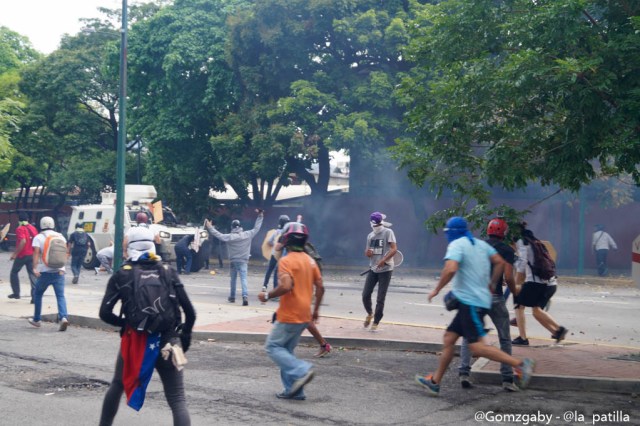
[{"xmin": 395, "ymin": 0, "xmax": 640, "ymax": 230}]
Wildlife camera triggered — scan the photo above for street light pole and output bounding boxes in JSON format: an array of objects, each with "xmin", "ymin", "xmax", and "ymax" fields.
[{"xmin": 114, "ymin": 0, "xmax": 128, "ymax": 269}]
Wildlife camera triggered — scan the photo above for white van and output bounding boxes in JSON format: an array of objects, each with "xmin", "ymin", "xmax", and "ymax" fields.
[{"xmin": 68, "ymin": 185, "xmax": 209, "ymax": 271}]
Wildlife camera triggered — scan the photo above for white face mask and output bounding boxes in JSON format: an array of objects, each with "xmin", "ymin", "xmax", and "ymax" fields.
[{"xmin": 371, "ymin": 224, "xmax": 384, "ymax": 234}]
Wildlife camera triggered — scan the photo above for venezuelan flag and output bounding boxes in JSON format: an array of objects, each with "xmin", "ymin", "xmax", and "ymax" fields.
[{"xmin": 121, "ymin": 326, "xmax": 161, "ymax": 411}]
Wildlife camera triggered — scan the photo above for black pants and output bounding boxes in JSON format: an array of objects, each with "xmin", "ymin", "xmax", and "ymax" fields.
[
  {"xmin": 362, "ymin": 270, "xmax": 393, "ymax": 324},
  {"xmin": 10, "ymin": 255, "xmax": 36, "ymax": 298},
  {"xmin": 99, "ymin": 351, "xmax": 191, "ymax": 426},
  {"xmin": 596, "ymin": 249, "xmax": 609, "ymax": 276},
  {"xmin": 262, "ymin": 255, "xmax": 279, "ymax": 288}
]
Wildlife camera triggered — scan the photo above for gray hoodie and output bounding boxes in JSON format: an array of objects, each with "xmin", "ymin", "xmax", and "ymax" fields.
[{"xmin": 206, "ymin": 215, "xmax": 263, "ymax": 262}]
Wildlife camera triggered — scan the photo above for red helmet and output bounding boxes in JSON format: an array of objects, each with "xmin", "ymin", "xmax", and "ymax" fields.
[
  {"xmin": 487, "ymin": 218, "xmax": 508, "ymax": 238},
  {"xmin": 280, "ymin": 222, "xmax": 309, "ymax": 247}
]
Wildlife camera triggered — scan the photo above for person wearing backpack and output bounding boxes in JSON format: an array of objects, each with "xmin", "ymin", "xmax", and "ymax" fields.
[
  {"xmin": 511, "ymin": 222, "xmax": 568, "ymax": 346},
  {"xmin": 67, "ymin": 222, "xmax": 89, "ymax": 284},
  {"xmin": 28, "ymin": 216, "xmax": 70, "ymax": 331},
  {"xmin": 98, "ymin": 249, "xmax": 196, "ymax": 425},
  {"xmin": 9, "ymin": 211, "xmax": 38, "ymax": 302}
]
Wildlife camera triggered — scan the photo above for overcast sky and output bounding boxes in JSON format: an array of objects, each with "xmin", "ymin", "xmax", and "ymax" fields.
[{"xmin": 0, "ymin": 0, "xmax": 138, "ymax": 54}]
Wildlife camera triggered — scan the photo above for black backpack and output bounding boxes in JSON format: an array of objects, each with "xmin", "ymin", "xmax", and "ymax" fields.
[
  {"xmin": 75, "ymin": 231, "xmax": 88, "ymax": 247},
  {"xmin": 116, "ymin": 263, "xmax": 179, "ymax": 334},
  {"xmin": 525, "ymin": 237, "xmax": 556, "ymax": 280}
]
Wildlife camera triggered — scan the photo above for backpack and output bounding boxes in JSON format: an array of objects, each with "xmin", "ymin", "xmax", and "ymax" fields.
[
  {"xmin": 42, "ymin": 233, "xmax": 68, "ymax": 268},
  {"xmin": 525, "ymin": 237, "xmax": 556, "ymax": 280},
  {"xmin": 75, "ymin": 231, "xmax": 88, "ymax": 247},
  {"xmin": 304, "ymin": 241, "xmax": 323, "ymax": 273},
  {"xmin": 117, "ymin": 263, "xmax": 179, "ymax": 334}
]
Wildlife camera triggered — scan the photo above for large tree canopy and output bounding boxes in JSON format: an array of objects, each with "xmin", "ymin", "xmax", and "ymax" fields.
[{"xmin": 394, "ymin": 0, "xmax": 640, "ymax": 228}]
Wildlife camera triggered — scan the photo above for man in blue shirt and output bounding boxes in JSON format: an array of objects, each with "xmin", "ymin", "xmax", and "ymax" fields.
[{"xmin": 414, "ymin": 216, "xmax": 535, "ymax": 396}]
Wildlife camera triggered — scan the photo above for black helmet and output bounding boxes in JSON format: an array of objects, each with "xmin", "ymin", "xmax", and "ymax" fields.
[
  {"xmin": 231, "ymin": 219, "xmax": 241, "ymax": 229},
  {"xmin": 280, "ymin": 222, "xmax": 308, "ymax": 248},
  {"xmin": 278, "ymin": 215, "xmax": 291, "ymax": 229}
]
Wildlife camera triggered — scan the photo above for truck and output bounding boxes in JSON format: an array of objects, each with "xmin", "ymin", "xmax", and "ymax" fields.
[{"xmin": 67, "ymin": 185, "xmax": 209, "ymax": 272}]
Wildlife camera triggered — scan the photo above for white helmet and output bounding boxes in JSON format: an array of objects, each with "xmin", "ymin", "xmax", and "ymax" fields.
[{"xmin": 40, "ymin": 216, "xmax": 55, "ymax": 230}]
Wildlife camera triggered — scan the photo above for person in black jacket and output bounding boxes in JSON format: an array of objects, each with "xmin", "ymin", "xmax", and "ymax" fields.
[{"xmin": 98, "ymin": 253, "xmax": 196, "ymax": 426}]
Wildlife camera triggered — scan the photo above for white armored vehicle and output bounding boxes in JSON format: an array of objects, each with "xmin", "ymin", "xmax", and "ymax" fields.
[{"xmin": 68, "ymin": 185, "xmax": 209, "ymax": 271}]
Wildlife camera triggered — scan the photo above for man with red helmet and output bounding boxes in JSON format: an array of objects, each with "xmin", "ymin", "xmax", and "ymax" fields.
[
  {"xmin": 123, "ymin": 212, "xmax": 160, "ymax": 261},
  {"xmin": 259, "ymin": 222, "xmax": 324, "ymax": 400},
  {"xmin": 458, "ymin": 218, "xmax": 520, "ymax": 392}
]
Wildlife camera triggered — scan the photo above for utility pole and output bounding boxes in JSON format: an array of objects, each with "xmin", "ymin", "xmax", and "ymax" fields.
[{"xmin": 114, "ymin": 0, "xmax": 128, "ymax": 269}]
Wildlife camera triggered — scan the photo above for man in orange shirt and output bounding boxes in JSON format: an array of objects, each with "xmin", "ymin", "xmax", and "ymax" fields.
[{"xmin": 258, "ymin": 222, "xmax": 324, "ymax": 400}]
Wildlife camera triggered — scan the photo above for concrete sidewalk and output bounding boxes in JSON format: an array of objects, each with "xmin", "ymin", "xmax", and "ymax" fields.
[{"xmin": 3, "ymin": 280, "xmax": 639, "ymax": 395}]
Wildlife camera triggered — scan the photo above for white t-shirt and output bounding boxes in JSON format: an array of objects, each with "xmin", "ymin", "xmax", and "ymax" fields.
[
  {"xmin": 97, "ymin": 245, "xmax": 115, "ymax": 259},
  {"xmin": 32, "ymin": 230, "xmax": 67, "ymax": 273},
  {"xmin": 125, "ymin": 225, "xmax": 156, "ymax": 261},
  {"xmin": 592, "ymin": 231, "xmax": 617, "ymax": 251}
]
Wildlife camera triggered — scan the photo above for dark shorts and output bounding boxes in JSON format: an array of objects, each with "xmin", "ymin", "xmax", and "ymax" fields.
[
  {"xmin": 446, "ymin": 304, "xmax": 489, "ymax": 344},
  {"xmin": 515, "ymin": 282, "xmax": 556, "ymax": 308}
]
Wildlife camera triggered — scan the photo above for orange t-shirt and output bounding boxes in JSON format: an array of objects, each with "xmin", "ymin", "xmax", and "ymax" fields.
[{"xmin": 276, "ymin": 251, "xmax": 321, "ymax": 324}]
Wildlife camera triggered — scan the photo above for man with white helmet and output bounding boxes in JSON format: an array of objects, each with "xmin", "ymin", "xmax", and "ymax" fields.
[{"xmin": 28, "ymin": 216, "xmax": 70, "ymax": 331}]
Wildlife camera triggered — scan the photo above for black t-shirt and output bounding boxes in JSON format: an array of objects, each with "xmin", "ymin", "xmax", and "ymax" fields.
[{"xmin": 485, "ymin": 237, "xmax": 515, "ymax": 297}]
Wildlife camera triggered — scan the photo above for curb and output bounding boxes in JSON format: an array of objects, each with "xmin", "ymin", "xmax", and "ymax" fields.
[{"xmin": 42, "ymin": 314, "xmax": 640, "ymax": 395}]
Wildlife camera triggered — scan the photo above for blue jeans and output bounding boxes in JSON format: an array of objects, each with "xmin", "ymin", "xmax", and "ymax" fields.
[
  {"xmin": 230, "ymin": 261, "xmax": 248, "ymax": 299},
  {"xmin": 70, "ymin": 252, "xmax": 86, "ymax": 277},
  {"xmin": 175, "ymin": 246, "xmax": 193, "ymax": 274},
  {"xmin": 265, "ymin": 321, "xmax": 312, "ymax": 397},
  {"xmin": 459, "ymin": 295, "xmax": 514, "ymax": 382},
  {"xmin": 33, "ymin": 271, "xmax": 68, "ymax": 322}
]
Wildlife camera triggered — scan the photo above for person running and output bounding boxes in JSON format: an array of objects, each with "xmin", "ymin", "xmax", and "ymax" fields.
[
  {"xmin": 458, "ymin": 218, "xmax": 519, "ymax": 392},
  {"xmin": 205, "ymin": 210, "xmax": 264, "ymax": 306},
  {"xmin": 415, "ymin": 216, "xmax": 535, "ymax": 396},
  {"xmin": 362, "ymin": 211, "xmax": 398, "ymax": 331},
  {"xmin": 592, "ymin": 224, "xmax": 617, "ymax": 277},
  {"xmin": 98, "ymin": 251, "xmax": 196, "ymax": 426},
  {"xmin": 262, "ymin": 214, "xmax": 290, "ymax": 292},
  {"xmin": 9, "ymin": 211, "xmax": 37, "ymax": 302},
  {"xmin": 67, "ymin": 222, "xmax": 89, "ymax": 284},
  {"xmin": 28, "ymin": 216, "xmax": 70, "ymax": 331},
  {"xmin": 511, "ymin": 223, "xmax": 568, "ymax": 346},
  {"xmin": 259, "ymin": 221, "xmax": 323, "ymax": 400}
]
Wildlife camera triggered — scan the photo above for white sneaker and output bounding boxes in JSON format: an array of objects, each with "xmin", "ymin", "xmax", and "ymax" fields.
[
  {"xmin": 502, "ymin": 381, "xmax": 520, "ymax": 392},
  {"xmin": 95, "ymin": 267, "xmax": 100, "ymax": 275},
  {"xmin": 59, "ymin": 317, "xmax": 69, "ymax": 332},
  {"xmin": 28, "ymin": 318, "xmax": 41, "ymax": 328}
]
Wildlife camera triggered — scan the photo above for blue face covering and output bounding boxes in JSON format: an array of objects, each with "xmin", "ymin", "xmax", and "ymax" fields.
[{"xmin": 445, "ymin": 229, "xmax": 475, "ymax": 244}]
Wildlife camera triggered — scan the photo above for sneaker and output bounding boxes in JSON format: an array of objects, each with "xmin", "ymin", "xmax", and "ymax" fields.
[
  {"xmin": 59, "ymin": 317, "xmax": 69, "ymax": 332},
  {"xmin": 509, "ymin": 317, "xmax": 517, "ymax": 327},
  {"xmin": 315, "ymin": 343, "xmax": 331, "ymax": 358},
  {"xmin": 459, "ymin": 375, "xmax": 472, "ymax": 389},
  {"xmin": 370, "ymin": 323, "xmax": 379, "ymax": 331},
  {"xmin": 502, "ymin": 381, "xmax": 520, "ymax": 392},
  {"xmin": 72, "ymin": 276, "xmax": 79, "ymax": 284},
  {"xmin": 276, "ymin": 391, "xmax": 306, "ymax": 401},
  {"xmin": 512, "ymin": 336, "xmax": 529, "ymax": 346},
  {"xmin": 553, "ymin": 326, "xmax": 568, "ymax": 343},
  {"xmin": 95, "ymin": 267, "xmax": 100, "ymax": 275},
  {"xmin": 289, "ymin": 370, "xmax": 314, "ymax": 396},
  {"xmin": 242, "ymin": 297, "xmax": 249, "ymax": 306},
  {"xmin": 363, "ymin": 314, "xmax": 373, "ymax": 328},
  {"xmin": 228, "ymin": 297, "xmax": 235, "ymax": 303},
  {"xmin": 28, "ymin": 318, "xmax": 41, "ymax": 328},
  {"xmin": 7, "ymin": 294, "xmax": 20, "ymax": 299},
  {"xmin": 414, "ymin": 374, "xmax": 440, "ymax": 396},
  {"xmin": 514, "ymin": 358, "xmax": 535, "ymax": 389}
]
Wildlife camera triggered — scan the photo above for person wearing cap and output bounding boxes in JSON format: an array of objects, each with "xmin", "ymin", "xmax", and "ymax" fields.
[
  {"xmin": 205, "ymin": 210, "xmax": 264, "ymax": 306},
  {"xmin": 123, "ymin": 212, "xmax": 160, "ymax": 261},
  {"xmin": 592, "ymin": 224, "xmax": 617, "ymax": 277},
  {"xmin": 28, "ymin": 216, "xmax": 70, "ymax": 331},
  {"xmin": 414, "ymin": 216, "xmax": 535, "ymax": 396},
  {"xmin": 67, "ymin": 222, "xmax": 89, "ymax": 284},
  {"xmin": 458, "ymin": 218, "xmax": 520, "ymax": 392},
  {"xmin": 9, "ymin": 211, "xmax": 38, "ymax": 301},
  {"xmin": 362, "ymin": 211, "xmax": 398, "ymax": 331}
]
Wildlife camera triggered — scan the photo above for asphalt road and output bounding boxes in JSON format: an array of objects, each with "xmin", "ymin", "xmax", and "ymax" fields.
[{"xmin": 1, "ymin": 315, "xmax": 639, "ymax": 426}]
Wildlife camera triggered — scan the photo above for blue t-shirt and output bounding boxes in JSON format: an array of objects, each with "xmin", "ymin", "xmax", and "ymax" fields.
[{"xmin": 444, "ymin": 237, "xmax": 497, "ymax": 309}]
